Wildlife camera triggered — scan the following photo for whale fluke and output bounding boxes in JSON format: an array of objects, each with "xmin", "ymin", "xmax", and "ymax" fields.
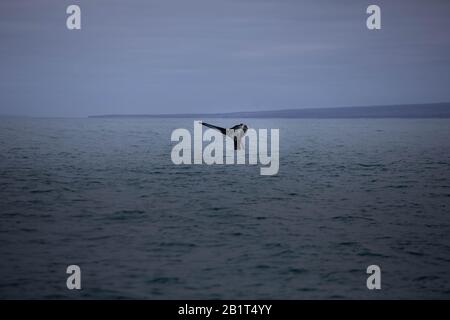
[{"xmin": 201, "ymin": 122, "xmax": 248, "ymax": 150}]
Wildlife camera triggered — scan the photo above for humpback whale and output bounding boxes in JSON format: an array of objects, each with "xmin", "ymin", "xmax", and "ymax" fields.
[{"xmin": 201, "ymin": 122, "xmax": 248, "ymax": 150}]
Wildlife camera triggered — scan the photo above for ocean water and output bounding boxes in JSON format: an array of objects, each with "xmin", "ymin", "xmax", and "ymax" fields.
[{"xmin": 0, "ymin": 118, "xmax": 450, "ymax": 299}]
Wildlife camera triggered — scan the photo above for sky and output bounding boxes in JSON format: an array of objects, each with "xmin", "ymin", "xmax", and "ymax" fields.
[{"xmin": 0, "ymin": 0, "xmax": 450, "ymax": 117}]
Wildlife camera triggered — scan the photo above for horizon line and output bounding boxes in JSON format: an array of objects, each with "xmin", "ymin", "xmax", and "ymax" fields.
[{"xmin": 88, "ymin": 101, "xmax": 450, "ymax": 118}]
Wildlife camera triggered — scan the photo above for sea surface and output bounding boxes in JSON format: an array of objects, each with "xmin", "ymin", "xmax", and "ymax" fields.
[{"xmin": 1, "ymin": 118, "xmax": 450, "ymax": 299}]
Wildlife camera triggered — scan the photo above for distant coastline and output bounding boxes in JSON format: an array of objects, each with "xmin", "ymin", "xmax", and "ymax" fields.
[{"xmin": 88, "ymin": 102, "xmax": 450, "ymax": 119}]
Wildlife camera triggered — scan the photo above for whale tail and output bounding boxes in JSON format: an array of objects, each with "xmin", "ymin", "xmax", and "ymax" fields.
[{"xmin": 201, "ymin": 121, "xmax": 246, "ymax": 150}]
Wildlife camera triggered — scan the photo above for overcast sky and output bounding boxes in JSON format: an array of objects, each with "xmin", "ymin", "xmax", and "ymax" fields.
[{"xmin": 0, "ymin": 0, "xmax": 449, "ymax": 117}]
